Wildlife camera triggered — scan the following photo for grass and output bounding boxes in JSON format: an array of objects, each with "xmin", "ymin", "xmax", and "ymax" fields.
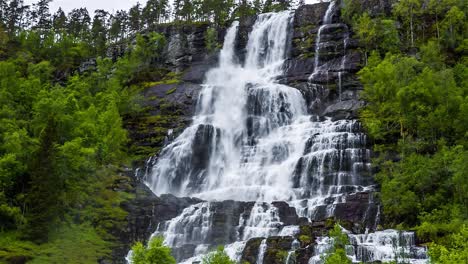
[
  {"xmin": 0, "ymin": 223, "xmax": 110, "ymax": 264},
  {"xmin": 0, "ymin": 169, "xmax": 134, "ymax": 264}
]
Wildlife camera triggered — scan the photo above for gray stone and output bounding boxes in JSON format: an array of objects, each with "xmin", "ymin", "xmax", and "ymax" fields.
[{"xmin": 322, "ymin": 99, "xmax": 364, "ymax": 120}]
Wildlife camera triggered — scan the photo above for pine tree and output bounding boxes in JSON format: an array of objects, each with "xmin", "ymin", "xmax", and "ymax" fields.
[
  {"xmin": 4, "ymin": 0, "xmax": 30, "ymax": 35},
  {"xmin": 91, "ymin": 9, "xmax": 109, "ymax": 56},
  {"xmin": 67, "ymin": 8, "xmax": 91, "ymax": 39},
  {"xmin": 52, "ymin": 8, "xmax": 67, "ymax": 32},
  {"xmin": 128, "ymin": 3, "xmax": 142, "ymax": 33},
  {"xmin": 31, "ymin": 0, "xmax": 52, "ymax": 33}
]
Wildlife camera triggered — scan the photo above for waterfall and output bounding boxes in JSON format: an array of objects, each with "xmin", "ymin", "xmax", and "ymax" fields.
[
  {"xmin": 146, "ymin": 9, "xmax": 372, "ymax": 204},
  {"xmin": 256, "ymin": 239, "xmax": 268, "ymax": 264},
  {"xmin": 310, "ymin": 1, "xmax": 336, "ymax": 80},
  {"xmin": 241, "ymin": 203, "xmax": 283, "ymax": 240},
  {"xmin": 309, "ymin": 229, "xmax": 429, "ymax": 264},
  {"xmin": 133, "ymin": 6, "xmax": 428, "ymax": 264}
]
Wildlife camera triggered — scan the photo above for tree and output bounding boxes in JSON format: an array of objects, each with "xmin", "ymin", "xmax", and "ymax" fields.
[
  {"xmin": 440, "ymin": 6, "xmax": 466, "ymax": 50},
  {"xmin": 109, "ymin": 10, "xmax": 128, "ymax": 42},
  {"xmin": 131, "ymin": 236, "xmax": 176, "ymax": 264},
  {"xmin": 52, "ymin": 8, "xmax": 67, "ymax": 32},
  {"xmin": 429, "ymin": 225, "xmax": 468, "ymax": 263},
  {"xmin": 4, "ymin": 0, "xmax": 30, "ymax": 35},
  {"xmin": 91, "ymin": 10, "xmax": 109, "ymax": 57},
  {"xmin": 128, "ymin": 3, "xmax": 142, "ymax": 33},
  {"xmin": 202, "ymin": 246, "xmax": 235, "ymax": 264},
  {"xmin": 393, "ymin": 0, "xmax": 422, "ymax": 47},
  {"xmin": 31, "ymin": 0, "xmax": 52, "ymax": 34},
  {"xmin": 67, "ymin": 8, "xmax": 91, "ymax": 39},
  {"xmin": 354, "ymin": 13, "xmax": 377, "ymax": 64},
  {"xmin": 323, "ymin": 224, "xmax": 352, "ymax": 264}
]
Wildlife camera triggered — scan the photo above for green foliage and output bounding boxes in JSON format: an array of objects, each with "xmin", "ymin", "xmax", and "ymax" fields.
[
  {"xmin": 429, "ymin": 225, "xmax": 468, "ymax": 263},
  {"xmin": 353, "ymin": 13, "xmax": 400, "ymax": 60},
  {"xmin": 324, "ymin": 248, "xmax": 351, "ymax": 264},
  {"xmin": 356, "ymin": 0, "xmax": 468, "ymax": 255},
  {"xmin": 131, "ymin": 236, "xmax": 176, "ymax": 264},
  {"xmin": 323, "ymin": 224, "xmax": 352, "ymax": 264},
  {"xmin": 205, "ymin": 27, "xmax": 219, "ymax": 53},
  {"xmin": 202, "ymin": 246, "xmax": 235, "ymax": 264}
]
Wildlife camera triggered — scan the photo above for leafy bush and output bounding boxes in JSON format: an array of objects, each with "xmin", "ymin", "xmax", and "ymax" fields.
[
  {"xmin": 131, "ymin": 236, "xmax": 176, "ymax": 264},
  {"xmin": 202, "ymin": 246, "xmax": 235, "ymax": 264}
]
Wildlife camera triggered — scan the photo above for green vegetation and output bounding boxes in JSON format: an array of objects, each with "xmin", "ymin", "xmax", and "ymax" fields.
[
  {"xmin": 202, "ymin": 246, "xmax": 236, "ymax": 264},
  {"xmin": 298, "ymin": 234, "xmax": 312, "ymax": 244},
  {"xmin": 0, "ymin": 0, "xmax": 174, "ymax": 262},
  {"xmin": 131, "ymin": 236, "xmax": 176, "ymax": 264},
  {"xmin": 206, "ymin": 27, "xmax": 220, "ymax": 53},
  {"xmin": 343, "ymin": 0, "xmax": 467, "ymax": 261},
  {"xmin": 322, "ymin": 224, "xmax": 352, "ymax": 264}
]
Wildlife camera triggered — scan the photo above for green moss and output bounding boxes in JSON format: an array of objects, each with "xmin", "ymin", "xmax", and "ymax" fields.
[
  {"xmin": 165, "ymin": 87, "xmax": 177, "ymax": 95},
  {"xmin": 299, "ymin": 235, "xmax": 312, "ymax": 244},
  {"xmin": 275, "ymin": 250, "xmax": 290, "ymax": 262},
  {"xmin": 300, "ymin": 225, "xmax": 312, "ymax": 235}
]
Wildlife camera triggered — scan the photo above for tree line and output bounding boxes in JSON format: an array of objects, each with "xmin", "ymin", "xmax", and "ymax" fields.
[{"xmin": 1, "ymin": 0, "xmax": 302, "ymax": 50}]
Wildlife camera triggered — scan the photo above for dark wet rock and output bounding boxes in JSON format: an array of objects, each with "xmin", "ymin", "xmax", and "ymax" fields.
[
  {"xmin": 241, "ymin": 237, "xmax": 265, "ymax": 264},
  {"xmin": 295, "ymin": 3, "xmax": 331, "ymax": 29},
  {"xmin": 236, "ymin": 15, "xmax": 257, "ymax": 63},
  {"xmin": 113, "ymin": 182, "xmax": 202, "ymax": 263},
  {"xmin": 263, "ymin": 236, "xmax": 295, "ymax": 264},
  {"xmin": 182, "ymin": 52, "xmax": 218, "ymax": 83},
  {"xmin": 295, "ymin": 246, "xmax": 315, "ymax": 264},
  {"xmin": 208, "ymin": 201, "xmax": 255, "ymax": 245},
  {"xmin": 322, "ymin": 99, "xmax": 364, "ymax": 120},
  {"xmin": 153, "ymin": 23, "xmax": 211, "ymax": 72},
  {"xmin": 272, "ymin": 201, "xmax": 300, "ymax": 226}
]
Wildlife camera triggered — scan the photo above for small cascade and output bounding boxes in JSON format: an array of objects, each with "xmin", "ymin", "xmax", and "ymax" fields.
[
  {"xmin": 241, "ymin": 203, "xmax": 283, "ymax": 240},
  {"xmin": 152, "ymin": 202, "xmax": 213, "ymax": 251},
  {"xmin": 308, "ymin": 229, "xmax": 429, "ymax": 264},
  {"xmin": 310, "ymin": 1, "xmax": 336, "ymax": 80},
  {"xmin": 308, "ymin": 237, "xmax": 334, "ymax": 264},
  {"xmin": 348, "ymin": 230, "xmax": 428, "ymax": 263},
  {"xmin": 257, "ymin": 239, "xmax": 268, "ymax": 264},
  {"xmin": 285, "ymin": 239, "xmax": 300, "ymax": 264}
]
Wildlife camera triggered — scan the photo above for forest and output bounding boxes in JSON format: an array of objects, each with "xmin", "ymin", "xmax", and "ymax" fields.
[{"xmin": 0, "ymin": 0, "xmax": 467, "ymax": 263}]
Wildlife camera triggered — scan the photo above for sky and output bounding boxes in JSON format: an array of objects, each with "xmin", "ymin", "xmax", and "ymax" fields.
[{"xmin": 24, "ymin": 0, "xmax": 325, "ymax": 15}]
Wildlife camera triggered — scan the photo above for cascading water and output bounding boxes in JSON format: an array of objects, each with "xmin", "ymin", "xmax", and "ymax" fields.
[
  {"xmin": 310, "ymin": 1, "xmax": 336, "ymax": 80},
  {"xmin": 131, "ymin": 2, "xmax": 428, "ymax": 264},
  {"xmin": 309, "ymin": 229, "xmax": 429, "ymax": 264}
]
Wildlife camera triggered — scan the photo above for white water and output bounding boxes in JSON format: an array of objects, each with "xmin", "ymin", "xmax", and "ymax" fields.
[
  {"xmin": 146, "ymin": 9, "xmax": 371, "ymax": 205},
  {"xmin": 309, "ymin": 229, "xmax": 429, "ymax": 264},
  {"xmin": 134, "ymin": 4, "xmax": 427, "ymax": 264},
  {"xmin": 257, "ymin": 239, "xmax": 268, "ymax": 264},
  {"xmin": 310, "ymin": 1, "xmax": 335, "ymax": 80}
]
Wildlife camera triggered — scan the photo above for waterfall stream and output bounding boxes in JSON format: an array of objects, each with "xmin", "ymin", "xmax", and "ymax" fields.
[{"xmin": 131, "ymin": 3, "xmax": 429, "ymax": 264}]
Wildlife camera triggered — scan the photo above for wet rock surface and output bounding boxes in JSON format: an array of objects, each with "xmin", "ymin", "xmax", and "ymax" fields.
[{"xmin": 118, "ymin": 1, "xmax": 386, "ymax": 263}]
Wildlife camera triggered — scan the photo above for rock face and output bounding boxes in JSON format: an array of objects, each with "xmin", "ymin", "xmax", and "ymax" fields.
[
  {"xmin": 118, "ymin": 1, "xmax": 386, "ymax": 263},
  {"xmin": 240, "ymin": 221, "xmax": 333, "ymax": 264},
  {"xmin": 286, "ymin": 2, "xmax": 366, "ymax": 122},
  {"xmin": 111, "ymin": 179, "xmax": 201, "ymax": 263},
  {"xmin": 153, "ymin": 23, "xmax": 213, "ymax": 72}
]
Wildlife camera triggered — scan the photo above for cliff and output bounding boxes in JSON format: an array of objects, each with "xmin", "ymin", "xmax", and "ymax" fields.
[{"xmin": 114, "ymin": 1, "xmax": 385, "ymax": 263}]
